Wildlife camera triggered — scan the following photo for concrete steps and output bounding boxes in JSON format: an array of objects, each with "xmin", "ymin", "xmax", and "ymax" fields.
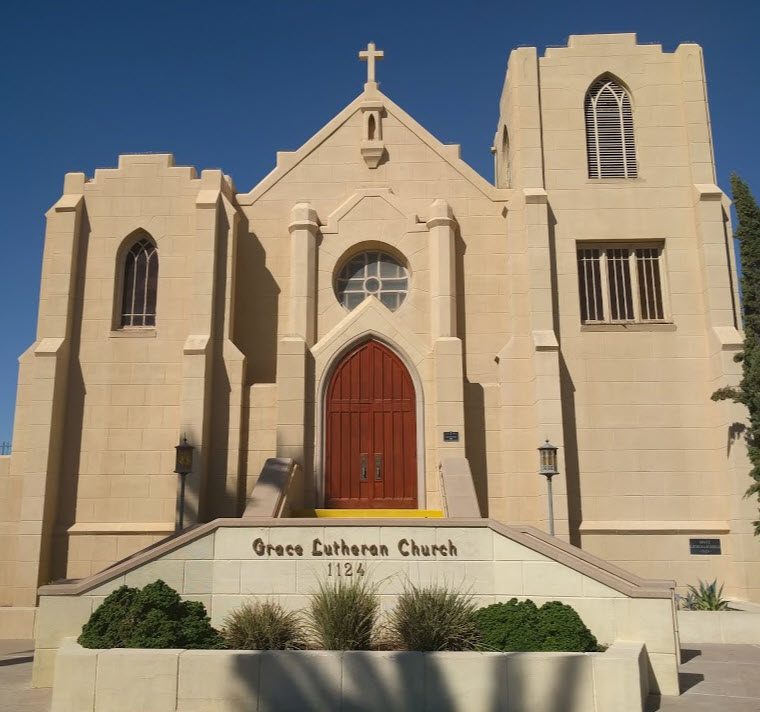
[{"xmin": 291, "ymin": 509, "xmax": 444, "ymax": 518}]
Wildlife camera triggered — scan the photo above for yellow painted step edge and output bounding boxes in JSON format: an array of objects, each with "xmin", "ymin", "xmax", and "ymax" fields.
[{"xmin": 292, "ymin": 509, "xmax": 444, "ymax": 519}]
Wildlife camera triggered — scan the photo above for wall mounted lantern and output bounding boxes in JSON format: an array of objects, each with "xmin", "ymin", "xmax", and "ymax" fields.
[
  {"xmin": 538, "ymin": 439, "xmax": 559, "ymax": 536},
  {"xmin": 174, "ymin": 435, "xmax": 194, "ymax": 532}
]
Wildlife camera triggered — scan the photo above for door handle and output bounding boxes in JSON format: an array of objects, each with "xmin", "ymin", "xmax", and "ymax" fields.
[
  {"xmin": 375, "ymin": 454, "xmax": 382, "ymax": 481},
  {"xmin": 360, "ymin": 454, "xmax": 367, "ymax": 482}
]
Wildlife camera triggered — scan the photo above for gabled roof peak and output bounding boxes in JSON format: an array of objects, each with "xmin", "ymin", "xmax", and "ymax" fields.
[{"xmin": 236, "ymin": 85, "xmax": 510, "ymax": 205}]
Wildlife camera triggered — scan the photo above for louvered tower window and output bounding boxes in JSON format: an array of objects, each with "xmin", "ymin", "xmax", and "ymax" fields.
[
  {"xmin": 121, "ymin": 237, "xmax": 158, "ymax": 327},
  {"xmin": 585, "ymin": 78, "xmax": 637, "ymax": 179}
]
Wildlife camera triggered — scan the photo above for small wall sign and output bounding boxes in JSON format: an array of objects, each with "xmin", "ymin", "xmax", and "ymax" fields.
[
  {"xmin": 689, "ymin": 538, "xmax": 721, "ymax": 555},
  {"xmin": 443, "ymin": 431, "xmax": 459, "ymax": 442}
]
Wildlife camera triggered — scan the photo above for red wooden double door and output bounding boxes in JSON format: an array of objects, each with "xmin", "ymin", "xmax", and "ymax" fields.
[{"xmin": 325, "ymin": 340, "xmax": 418, "ymax": 509}]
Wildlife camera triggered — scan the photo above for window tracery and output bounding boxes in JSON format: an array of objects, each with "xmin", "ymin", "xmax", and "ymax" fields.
[{"xmin": 120, "ymin": 237, "xmax": 158, "ymax": 327}]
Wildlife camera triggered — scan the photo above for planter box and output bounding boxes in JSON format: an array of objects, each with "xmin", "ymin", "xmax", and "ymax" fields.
[
  {"xmin": 51, "ymin": 639, "xmax": 648, "ymax": 712},
  {"xmin": 678, "ymin": 610, "xmax": 760, "ymax": 644}
]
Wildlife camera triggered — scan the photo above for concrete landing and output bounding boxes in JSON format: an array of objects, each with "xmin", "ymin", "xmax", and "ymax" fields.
[
  {"xmin": 646, "ymin": 643, "xmax": 760, "ymax": 711},
  {"xmin": 0, "ymin": 640, "xmax": 51, "ymax": 712}
]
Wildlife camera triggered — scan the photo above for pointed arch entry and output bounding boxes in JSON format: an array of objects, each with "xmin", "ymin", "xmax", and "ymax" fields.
[{"xmin": 325, "ymin": 340, "xmax": 418, "ymax": 508}]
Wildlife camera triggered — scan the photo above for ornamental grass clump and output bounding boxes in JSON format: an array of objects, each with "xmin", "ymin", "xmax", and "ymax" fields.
[
  {"xmin": 306, "ymin": 577, "xmax": 380, "ymax": 650},
  {"xmin": 682, "ymin": 579, "xmax": 729, "ymax": 611},
  {"xmin": 387, "ymin": 583, "xmax": 481, "ymax": 651},
  {"xmin": 222, "ymin": 600, "xmax": 306, "ymax": 650},
  {"xmin": 78, "ymin": 579, "xmax": 224, "ymax": 649}
]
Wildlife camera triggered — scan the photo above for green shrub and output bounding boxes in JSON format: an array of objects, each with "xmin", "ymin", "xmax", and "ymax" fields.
[
  {"xmin": 387, "ymin": 583, "xmax": 481, "ymax": 651},
  {"xmin": 474, "ymin": 598, "xmax": 597, "ymax": 652},
  {"xmin": 682, "ymin": 579, "xmax": 729, "ymax": 611},
  {"xmin": 475, "ymin": 598, "xmax": 544, "ymax": 651},
  {"xmin": 222, "ymin": 600, "xmax": 305, "ymax": 650},
  {"xmin": 534, "ymin": 601, "xmax": 598, "ymax": 652},
  {"xmin": 306, "ymin": 577, "xmax": 379, "ymax": 650},
  {"xmin": 78, "ymin": 579, "xmax": 224, "ymax": 649}
]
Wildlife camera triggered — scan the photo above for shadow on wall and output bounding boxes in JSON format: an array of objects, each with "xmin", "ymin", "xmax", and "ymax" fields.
[
  {"xmin": 234, "ymin": 217, "xmax": 281, "ymax": 385},
  {"xmin": 465, "ymin": 380, "xmax": 488, "ymax": 517},
  {"xmin": 559, "ymin": 356, "xmax": 583, "ymax": 549},
  {"xmin": 454, "ymin": 223, "xmax": 489, "ymax": 516},
  {"xmin": 227, "ymin": 644, "xmax": 590, "ymax": 712},
  {"xmin": 726, "ymin": 421, "xmax": 745, "ymax": 457},
  {"xmin": 231, "ymin": 215, "xmax": 281, "ymax": 511},
  {"xmin": 207, "ymin": 205, "xmax": 237, "ymax": 519},
  {"xmin": 53, "ymin": 207, "xmax": 91, "ymax": 582},
  {"xmin": 547, "ymin": 206, "xmax": 582, "ymax": 547}
]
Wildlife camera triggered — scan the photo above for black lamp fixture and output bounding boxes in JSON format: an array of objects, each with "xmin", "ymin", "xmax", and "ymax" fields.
[
  {"xmin": 537, "ymin": 439, "xmax": 559, "ymax": 535},
  {"xmin": 174, "ymin": 435, "xmax": 194, "ymax": 532}
]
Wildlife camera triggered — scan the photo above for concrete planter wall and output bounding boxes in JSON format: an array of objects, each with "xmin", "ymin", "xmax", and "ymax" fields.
[
  {"xmin": 34, "ymin": 521, "xmax": 681, "ymax": 696},
  {"xmin": 51, "ymin": 639, "xmax": 648, "ymax": 712},
  {"xmin": 678, "ymin": 610, "xmax": 760, "ymax": 644}
]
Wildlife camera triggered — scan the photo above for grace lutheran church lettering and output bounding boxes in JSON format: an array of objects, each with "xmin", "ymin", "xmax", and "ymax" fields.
[{"xmin": 252, "ymin": 537, "xmax": 459, "ymax": 558}]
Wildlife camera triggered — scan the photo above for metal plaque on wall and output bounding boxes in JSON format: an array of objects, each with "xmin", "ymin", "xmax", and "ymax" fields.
[{"xmin": 689, "ymin": 538, "xmax": 721, "ymax": 555}]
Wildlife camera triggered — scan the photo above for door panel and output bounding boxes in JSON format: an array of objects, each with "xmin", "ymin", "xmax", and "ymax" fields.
[{"xmin": 325, "ymin": 340, "xmax": 417, "ymax": 508}]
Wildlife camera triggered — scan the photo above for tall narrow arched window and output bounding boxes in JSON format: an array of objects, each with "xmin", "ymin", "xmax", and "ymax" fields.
[
  {"xmin": 120, "ymin": 237, "xmax": 158, "ymax": 327},
  {"xmin": 585, "ymin": 77, "xmax": 637, "ymax": 178}
]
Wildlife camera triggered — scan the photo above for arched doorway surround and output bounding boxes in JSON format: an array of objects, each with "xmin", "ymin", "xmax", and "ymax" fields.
[{"xmin": 324, "ymin": 339, "xmax": 418, "ymax": 508}]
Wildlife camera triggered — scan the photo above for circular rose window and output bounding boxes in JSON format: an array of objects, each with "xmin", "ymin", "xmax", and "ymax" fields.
[{"xmin": 335, "ymin": 251, "xmax": 409, "ymax": 311}]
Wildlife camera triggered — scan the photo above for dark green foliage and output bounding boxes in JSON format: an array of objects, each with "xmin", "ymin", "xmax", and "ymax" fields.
[
  {"xmin": 387, "ymin": 583, "xmax": 481, "ymax": 651},
  {"xmin": 474, "ymin": 598, "xmax": 597, "ymax": 652},
  {"xmin": 533, "ymin": 601, "xmax": 598, "ymax": 652},
  {"xmin": 712, "ymin": 174, "xmax": 760, "ymax": 533},
  {"xmin": 78, "ymin": 579, "xmax": 225, "ymax": 649},
  {"xmin": 474, "ymin": 598, "xmax": 544, "ymax": 651},
  {"xmin": 306, "ymin": 577, "xmax": 380, "ymax": 650},
  {"xmin": 222, "ymin": 600, "xmax": 306, "ymax": 650}
]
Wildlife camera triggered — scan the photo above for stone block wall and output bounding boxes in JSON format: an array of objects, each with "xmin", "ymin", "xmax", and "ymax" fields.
[
  {"xmin": 49, "ymin": 641, "xmax": 648, "ymax": 712},
  {"xmin": 33, "ymin": 521, "xmax": 679, "ymax": 695},
  {"xmin": 497, "ymin": 33, "xmax": 755, "ymax": 599}
]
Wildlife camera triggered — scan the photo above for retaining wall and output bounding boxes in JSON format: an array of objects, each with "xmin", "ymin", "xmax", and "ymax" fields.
[
  {"xmin": 51, "ymin": 639, "xmax": 648, "ymax": 712},
  {"xmin": 34, "ymin": 518, "xmax": 680, "ymax": 695}
]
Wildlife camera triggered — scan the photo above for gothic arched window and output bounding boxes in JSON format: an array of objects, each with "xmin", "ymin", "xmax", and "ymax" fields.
[
  {"xmin": 120, "ymin": 237, "xmax": 158, "ymax": 327},
  {"xmin": 585, "ymin": 77, "xmax": 637, "ymax": 179}
]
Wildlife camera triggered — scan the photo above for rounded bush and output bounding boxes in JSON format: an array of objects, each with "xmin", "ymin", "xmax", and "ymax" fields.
[
  {"xmin": 387, "ymin": 583, "xmax": 480, "ymax": 651},
  {"xmin": 474, "ymin": 598, "xmax": 597, "ymax": 652},
  {"xmin": 78, "ymin": 579, "xmax": 224, "ymax": 649},
  {"xmin": 474, "ymin": 598, "xmax": 543, "ymax": 651},
  {"xmin": 222, "ymin": 600, "xmax": 305, "ymax": 650},
  {"xmin": 535, "ymin": 601, "xmax": 598, "ymax": 652}
]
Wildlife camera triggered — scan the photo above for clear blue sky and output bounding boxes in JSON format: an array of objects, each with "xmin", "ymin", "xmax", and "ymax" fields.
[{"xmin": 1, "ymin": 0, "xmax": 758, "ymax": 442}]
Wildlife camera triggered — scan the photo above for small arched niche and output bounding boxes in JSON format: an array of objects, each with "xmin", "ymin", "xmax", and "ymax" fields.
[{"xmin": 499, "ymin": 125, "xmax": 511, "ymax": 188}]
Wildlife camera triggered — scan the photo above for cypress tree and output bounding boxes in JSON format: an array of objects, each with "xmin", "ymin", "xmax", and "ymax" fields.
[{"xmin": 712, "ymin": 174, "xmax": 760, "ymax": 533}]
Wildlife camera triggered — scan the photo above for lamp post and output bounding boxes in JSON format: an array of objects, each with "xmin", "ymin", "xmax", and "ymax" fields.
[
  {"xmin": 538, "ymin": 439, "xmax": 559, "ymax": 536},
  {"xmin": 174, "ymin": 436, "xmax": 194, "ymax": 533}
]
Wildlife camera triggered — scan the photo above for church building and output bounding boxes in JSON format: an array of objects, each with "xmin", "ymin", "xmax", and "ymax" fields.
[{"xmin": 1, "ymin": 33, "xmax": 757, "ymax": 632}]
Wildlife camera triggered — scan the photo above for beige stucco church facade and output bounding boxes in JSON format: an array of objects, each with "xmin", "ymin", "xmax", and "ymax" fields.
[{"xmin": 1, "ymin": 33, "xmax": 758, "ymax": 629}]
